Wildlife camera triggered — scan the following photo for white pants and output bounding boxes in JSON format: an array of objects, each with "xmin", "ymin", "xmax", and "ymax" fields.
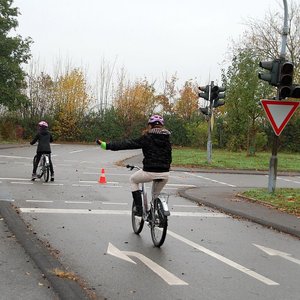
[{"xmin": 130, "ymin": 169, "xmax": 169, "ymax": 199}]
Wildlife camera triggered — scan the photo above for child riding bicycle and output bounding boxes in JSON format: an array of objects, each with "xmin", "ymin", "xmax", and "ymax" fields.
[
  {"xmin": 30, "ymin": 121, "xmax": 55, "ymax": 181},
  {"xmin": 96, "ymin": 115, "xmax": 172, "ymax": 216}
]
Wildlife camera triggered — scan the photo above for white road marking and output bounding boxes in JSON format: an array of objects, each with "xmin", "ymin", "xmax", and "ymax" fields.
[
  {"xmin": 0, "ymin": 155, "xmax": 31, "ymax": 160},
  {"xmin": 72, "ymin": 184, "xmax": 92, "ymax": 187},
  {"xmin": 69, "ymin": 150, "xmax": 84, "ymax": 154},
  {"xmin": 26, "ymin": 200, "xmax": 54, "ymax": 203},
  {"xmin": 20, "ymin": 208, "xmax": 131, "ymax": 215},
  {"xmin": 102, "ymin": 202, "xmax": 128, "ymax": 206},
  {"xmin": 107, "ymin": 243, "xmax": 188, "ymax": 286},
  {"xmin": 185, "ymin": 172, "xmax": 236, "ymax": 187},
  {"xmin": 43, "ymin": 183, "xmax": 64, "ymax": 186},
  {"xmin": 0, "ymin": 199, "xmax": 15, "ymax": 202},
  {"xmin": 65, "ymin": 201, "xmax": 92, "ymax": 204},
  {"xmin": 167, "ymin": 230, "xmax": 278, "ymax": 286},
  {"xmin": 11, "ymin": 182, "xmax": 33, "ymax": 185},
  {"xmin": 254, "ymin": 244, "xmax": 300, "ymax": 266},
  {"xmin": 173, "ymin": 204, "xmax": 199, "ymax": 208},
  {"xmin": 277, "ymin": 177, "xmax": 300, "ymax": 184},
  {"xmin": 0, "ymin": 177, "xmax": 29, "ymax": 181},
  {"xmin": 19, "ymin": 208, "xmax": 227, "ymax": 218}
]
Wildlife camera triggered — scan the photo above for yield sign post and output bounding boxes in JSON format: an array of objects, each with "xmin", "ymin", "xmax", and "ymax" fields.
[
  {"xmin": 261, "ymin": 99, "xmax": 299, "ymax": 193},
  {"xmin": 261, "ymin": 100, "xmax": 299, "ymax": 136}
]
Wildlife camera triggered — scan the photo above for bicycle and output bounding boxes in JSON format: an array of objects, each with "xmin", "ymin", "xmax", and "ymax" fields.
[
  {"xmin": 126, "ymin": 164, "xmax": 170, "ymax": 247},
  {"xmin": 32, "ymin": 154, "xmax": 50, "ymax": 182}
]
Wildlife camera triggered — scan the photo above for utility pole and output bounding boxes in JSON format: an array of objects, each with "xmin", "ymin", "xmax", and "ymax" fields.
[{"xmin": 268, "ymin": 0, "xmax": 288, "ymax": 193}]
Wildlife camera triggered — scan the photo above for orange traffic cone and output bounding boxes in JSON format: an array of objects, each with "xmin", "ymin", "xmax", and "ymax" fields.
[{"xmin": 99, "ymin": 168, "xmax": 107, "ymax": 184}]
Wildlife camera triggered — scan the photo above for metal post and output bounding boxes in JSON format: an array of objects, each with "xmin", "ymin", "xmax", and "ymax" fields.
[
  {"xmin": 268, "ymin": 0, "xmax": 288, "ymax": 193},
  {"xmin": 207, "ymin": 81, "xmax": 213, "ymax": 163}
]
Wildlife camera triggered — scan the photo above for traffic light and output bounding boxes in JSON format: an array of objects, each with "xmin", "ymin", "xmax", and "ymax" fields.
[
  {"xmin": 198, "ymin": 85, "xmax": 209, "ymax": 100},
  {"xmin": 258, "ymin": 59, "xmax": 280, "ymax": 86},
  {"xmin": 199, "ymin": 107, "xmax": 209, "ymax": 115},
  {"xmin": 278, "ymin": 61, "xmax": 294, "ymax": 99},
  {"xmin": 212, "ymin": 86, "xmax": 226, "ymax": 108}
]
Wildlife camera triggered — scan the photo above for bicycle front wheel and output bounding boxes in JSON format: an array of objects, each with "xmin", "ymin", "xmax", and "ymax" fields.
[
  {"xmin": 131, "ymin": 202, "xmax": 144, "ymax": 234},
  {"xmin": 150, "ymin": 198, "xmax": 168, "ymax": 247},
  {"xmin": 43, "ymin": 165, "xmax": 49, "ymax": 182}
]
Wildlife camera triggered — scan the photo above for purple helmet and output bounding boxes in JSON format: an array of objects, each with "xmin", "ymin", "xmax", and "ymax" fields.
[
  {"xmin": 148, "ymin": 115, "xmax": 164, "ymax": 126},
  {"xmin": 38, "ymin": 121, "xmax": 48, "ymax": 128}
]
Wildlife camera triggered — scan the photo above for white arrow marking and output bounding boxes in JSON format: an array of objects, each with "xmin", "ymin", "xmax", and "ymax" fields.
[
  {"xmin": 168, "ymin": 230, "xmax": 279, "ymax": 285},
  {"xmin": 253, "ymin": 244, "xmax": 300, "ymax": 266},
  {"xmin": 107, "ymin": 243, "xmax": 136, "ymax": 264},
  {"xmin": 107, "ymin": 243, "xmax": 188, "ymax": 286}
]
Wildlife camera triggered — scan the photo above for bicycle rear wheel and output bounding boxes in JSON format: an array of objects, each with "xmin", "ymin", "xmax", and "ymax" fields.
[
  {"xmin": 150, "ymin": 198, "xmax": 168, "ymax": 247},
  {"xmin": 131, "ymin": 202, "xmax": 144, "ymax": 234}
]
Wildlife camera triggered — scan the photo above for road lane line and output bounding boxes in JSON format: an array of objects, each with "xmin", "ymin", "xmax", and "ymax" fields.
[
  {"xmin": 167, "ymin": 230, "xmax": 279, "ymax": 286},
  {"xmin": 26, "ymin": 200, "xmax": 54, "ymax": 203},
  {"xmin": 19, "ymin": 208, "xmax": 227, "ymax": 218},
  {"xmin": 0, "ymin": 177, "xmax": 29, "ymax": 181},
  {"xmin": 185, "ymin": 172, "xmax": 236, "ymax": 187},
  {"xmin": 11, "ymin": 182, "xmax": 33, "ymax": 185},
  {"xmin": 102, "ymin": 202, "xmax": 128, "ymax": 205},
  {"xmin": 277, "ymin": 177, "xmax": 300, "ymax": 184},
  {"xmin": 69, "ymin": 150, "xmax": 84, "ymax": 154},
  {"xmin": 65, "ymin": 201, "xmax": 92, "ymax": 204}
]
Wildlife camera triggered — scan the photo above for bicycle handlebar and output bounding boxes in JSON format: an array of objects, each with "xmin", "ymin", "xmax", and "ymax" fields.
[{"xmin": 126, "ymin": 164, "xmax": 141, "ymax": 171}]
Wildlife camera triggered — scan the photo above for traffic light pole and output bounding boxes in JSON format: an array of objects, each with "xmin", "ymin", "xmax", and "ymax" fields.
[
  {"xmin": 207, "ymin": 82, "xmax": 213, "ymax": 163},
  {"xmin": 268, "ymin": 0, "xmax": 288, "ymax": 193}
]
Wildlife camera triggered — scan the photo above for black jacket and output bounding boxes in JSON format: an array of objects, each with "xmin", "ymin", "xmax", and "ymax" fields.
[
  {"xmin": 30, "ymin": 128, "xmax": 53, "ymax": 153},
  {"xmin": 107, "ymin": 128, "xmax": 172, "ymax": 172}
]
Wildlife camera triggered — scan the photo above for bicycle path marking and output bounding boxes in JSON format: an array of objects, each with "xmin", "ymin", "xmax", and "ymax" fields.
[
  {"xmin": 107, "ymin": 243, "xmax": 188, "ymax": 286},
  {"xmin": 167, "ymin": 230, "xmax": 279, "ymax": 286},
  {"xmin": 254, "ymin": 244, "xmax": 300, "ymax": 266}
]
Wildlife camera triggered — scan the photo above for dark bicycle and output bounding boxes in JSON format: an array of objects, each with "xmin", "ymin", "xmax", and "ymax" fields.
[
  {"xmin": 127, "ymin": 164, "xmax": 170, "ymax": 247},
  {"xmin": 32, "ymin": 154, "xmax": 50, "ymax": 182}
]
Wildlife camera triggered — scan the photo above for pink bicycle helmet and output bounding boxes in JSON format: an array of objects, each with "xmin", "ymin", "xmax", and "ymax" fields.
[
  {"xmin": 148, "ymin": 115, "xmax": 164, "ymax": 126},
  {"xmin": 38, "ymin": 121, "xmax": 48, "ymax": 128}
]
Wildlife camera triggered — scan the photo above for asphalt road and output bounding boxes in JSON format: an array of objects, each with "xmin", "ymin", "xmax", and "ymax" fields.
[{"xmin": 0, "ymin": 144, "xmax": 300, "ymax": 300}]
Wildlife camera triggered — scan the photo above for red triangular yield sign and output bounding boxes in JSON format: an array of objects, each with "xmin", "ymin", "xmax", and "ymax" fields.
[{"xmin": 261, "ymin": 100, "xmax": 299, "ymax": 136}]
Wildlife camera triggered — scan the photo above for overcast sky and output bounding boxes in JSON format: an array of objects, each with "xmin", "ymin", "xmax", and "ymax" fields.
[{"xmin": 14, "ymin": 0, "xmax": 282, "ymax": 87}]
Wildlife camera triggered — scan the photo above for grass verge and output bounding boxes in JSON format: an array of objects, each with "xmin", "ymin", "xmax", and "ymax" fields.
[{"xmin": 240, "ymin": 188, "xmax": 300, "ymax": 216}]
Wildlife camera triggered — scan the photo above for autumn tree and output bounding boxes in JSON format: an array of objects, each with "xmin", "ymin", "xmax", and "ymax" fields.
[
  {"xmin": 174, "ymin": 80, "xmax": 198, "ymax": 121},
  {"xmin": 52, "ymin": 68, "xmax": 92, "ymax": 140},
  {"xmin": 0, "ymin": 0, "xmax": 32, "ymax": 110},
  {"xmin": 113, "ymin": 77, "xmax": 157, "ymax": 137}
]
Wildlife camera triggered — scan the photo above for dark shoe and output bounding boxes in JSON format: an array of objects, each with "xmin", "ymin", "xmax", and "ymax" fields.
[
  {"xmin": 132, "ymin": 191, "xmax": 142, "ymax": 217},
  {"xmin": 31, "ymin": 173, "xmax": 37, "ymax": 181},
  {"xmin": 51, "ymin": 173, "xmax": 54, "ymax": 182}
]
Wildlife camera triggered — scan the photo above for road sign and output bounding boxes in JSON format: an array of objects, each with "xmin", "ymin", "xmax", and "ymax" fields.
[{"xmin": 261, "ymin": 100, "xmax": 299, "ymax": 136}]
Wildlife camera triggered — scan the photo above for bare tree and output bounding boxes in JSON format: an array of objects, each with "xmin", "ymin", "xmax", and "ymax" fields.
[{"xmin": 241, "ymin": 0, "xmax": 300, "ymax": 77}]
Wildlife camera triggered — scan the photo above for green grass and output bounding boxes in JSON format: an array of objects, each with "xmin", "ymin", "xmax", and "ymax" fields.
[
  {"xmin": 172, "ymin": 148, "xmax": 300, "ymax": 172},
  {"xmin": 241, "ymin": 188, "xmax": 300, "ymax": 216},
  {"xmin": 172, "ymin": 148, "xmax": 300, "ymax": 215}
]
